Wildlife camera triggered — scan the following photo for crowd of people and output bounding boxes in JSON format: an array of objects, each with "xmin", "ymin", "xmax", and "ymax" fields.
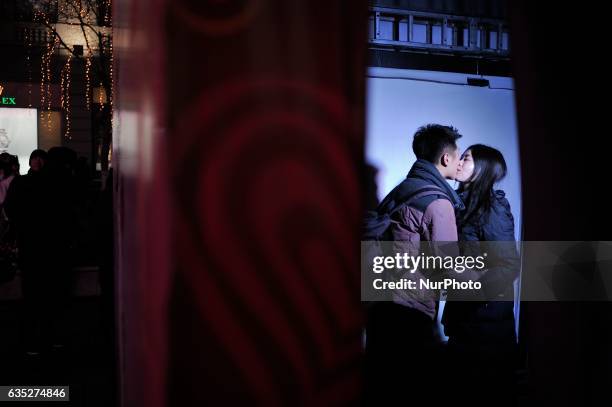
[{"xmin": 0, "ymin": 147, "xmax": 89, "ymax": 355}]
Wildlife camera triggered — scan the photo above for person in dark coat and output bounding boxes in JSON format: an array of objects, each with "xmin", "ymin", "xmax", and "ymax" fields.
[
  {"xmin": 4, "ymin": 147, "xmax": 77, "ymax": 355},
  {"xmin": 442, "ymin": 144, "xmax": 520, "ymax": 407}
]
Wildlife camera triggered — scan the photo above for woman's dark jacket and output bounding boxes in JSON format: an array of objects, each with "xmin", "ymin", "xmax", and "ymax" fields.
[{"xmin": 442, "ymin": 190, "xmax": 520, "ymax": 344}]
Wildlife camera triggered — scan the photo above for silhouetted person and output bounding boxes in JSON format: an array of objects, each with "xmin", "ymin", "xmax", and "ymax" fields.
[
  {"xmin": 0, "ymin": 153, "xmax": 19, "ymax": 284},
  {"xmin": 9, "ymin": 154, "xmax": 20, "ymax": 177},
  {"xmin": 5, "ymin": 147, "xmax": 77, "ymax": 355},
  {"xmin": 75, "ymin": 156, "xmax": 91, "ymax": 186},
  {"xmin": 0, "ymin": 153, "xmax": 18, "ymax": 206},
  {"xmin": 96, "ymin": 167, "xmax": 116, "ymax": 398},
  {"xmin": 27, "ymin": 149, "xmax": 47, "ymax": 174}
]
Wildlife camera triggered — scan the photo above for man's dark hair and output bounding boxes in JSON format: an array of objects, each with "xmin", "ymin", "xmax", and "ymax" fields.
[{"xmin": 412, "ymin": 124, "xmax": 462, "ymax": 163}]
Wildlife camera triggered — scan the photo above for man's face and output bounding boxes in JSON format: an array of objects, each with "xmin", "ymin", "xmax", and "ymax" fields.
[{"xmin": 442, "ymin": 147, "xmax": 461, "ymax": 180}]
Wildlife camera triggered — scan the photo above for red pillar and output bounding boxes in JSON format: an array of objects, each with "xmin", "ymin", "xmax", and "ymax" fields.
[{"xmin": 114, "ymin": 1, "xmax": 367, "ymax": 405}]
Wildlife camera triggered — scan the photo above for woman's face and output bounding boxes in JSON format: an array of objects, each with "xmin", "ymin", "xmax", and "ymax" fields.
[{"xmin": 456, "ymin": 149, "xmax": 475, "ymax": 183}]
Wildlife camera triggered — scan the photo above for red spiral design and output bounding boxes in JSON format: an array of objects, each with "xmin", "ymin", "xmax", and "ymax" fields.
[
  {"xmin": 170, "ymin": 0, "xmax": 262, "ymax": 36},
  {"xmin": 170, "ymin": 78, "xmax": 363, "ymax": 404}
]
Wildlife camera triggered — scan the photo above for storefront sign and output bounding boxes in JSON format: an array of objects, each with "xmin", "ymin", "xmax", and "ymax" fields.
[{"xmin": 0, "ymin": 85, "xmax": 16, "ymax": 105}]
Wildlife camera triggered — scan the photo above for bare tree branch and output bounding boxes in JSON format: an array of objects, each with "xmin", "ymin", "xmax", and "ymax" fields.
[
  {"xmin": 85, "ymin": 0, "xmax": 100, "ymax": 20},
  {"xmin": 63, "ymin": 0, "xmax": 101, "ymax": 37},
  {"xmin": 35, "ymin": 11, "xmax": 81, "ymax": 58},
  {"xmin": 63, "ymin": 0, "xmax": 95, "ymax": 56},
  {"xmin": 32, "ymin": 0, "xmax": 114, "ymax": 169}
]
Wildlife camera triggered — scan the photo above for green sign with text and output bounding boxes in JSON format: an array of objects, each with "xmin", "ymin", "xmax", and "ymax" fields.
[{"xmin": 0, "ymin": 85, "xmax": 16, "ymax": 106}]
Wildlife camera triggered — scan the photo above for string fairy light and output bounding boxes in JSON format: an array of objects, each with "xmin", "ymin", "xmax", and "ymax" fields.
[
  {"xmin": 98, "ymin": 81, "xmax": 104, "ymax": 112},
  {"xmin": 25, "ymin": 26, "xmax": 33, "ymax": 107},
  {"xmin": 85, "ymin": 50, "xmax": 92, "ymax": 110},
  {"xmin": 32, "ymin": 1, "xmax": 116, "ymax": 151},
  {"xmin": 104, "ymin": 0, "xmax": 112, "ymax": 26},
  {"xmin": 108, "ymin": 33, "xmax": 114, "ymax": 130},
  {"xmin": 34, "ymin": 7, "xmax": 57, "ymax": 132},
  {"xmin": 46, "ymin": 35, "xmax": 59, "ymax": 132},
  {"xmin": 39, "ymin": 28, "xmax": 48, "ymax": 123},
  {"xmin": 39, "ymin": 30, "xmax": 55, "ymax": 128},
  {"xmin": 61, "ymin": 53, "xmax": 73, "ymax": 139}
]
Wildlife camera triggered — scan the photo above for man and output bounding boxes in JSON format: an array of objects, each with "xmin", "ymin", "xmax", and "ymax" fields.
[
  {"xmin": 365, "ymin": 124, "xmax": 464, "ymax": 405},
  {"xmin": 385, "ymin": 124, "xmax": 464, "ymax": 316}
]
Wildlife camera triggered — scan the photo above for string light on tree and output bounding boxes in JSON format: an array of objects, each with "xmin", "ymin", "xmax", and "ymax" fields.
[
  {"xmin": 61, "ymin": 53, "xmax": 73, "ymax": 139},
  {"xmin": 108, "ymin": 34, "xmax": 114, "ymax": 129},
  {"xmin": 47, "ymin": 35, "xmax": 59, "ymax": 133},
  {"xmin": 98, "ymin": 81, "xmax": 104, "ymax": 112},
  {"xmin": 85, "ymin": 50, "xmax": 92, "ymax": 111},
  {"xmin": 39, "ymin": 28, "xmax": 54, "ymax": 127},
  {"xmin": 105, "ymin": 0, "xmax": 112, "ymax": 26},
  {"xmin": 32, "ymin": 0, "xmax": 115, "ymax": 166},
  {"xmin": 25, "ymin": 26, "xmax": 33, "ymax": 108}
]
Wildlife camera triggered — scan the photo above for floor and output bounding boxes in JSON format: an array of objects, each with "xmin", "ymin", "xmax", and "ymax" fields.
[{"xmin": 0, "ymin": 294, "xmax": 117, "ymax": 407}]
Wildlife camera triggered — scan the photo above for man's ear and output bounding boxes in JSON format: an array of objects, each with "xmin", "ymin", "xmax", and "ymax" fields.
[{"xmin": 440, "ymin": 152, "xmax": 449, "ymax": 167}]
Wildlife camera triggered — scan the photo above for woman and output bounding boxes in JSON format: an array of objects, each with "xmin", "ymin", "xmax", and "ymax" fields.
[
  {"xmin": 27, "ymin": 149, "xmax": 47, "ymax": 174},
  {"xmin": 442, "ymin": 144, "xmax": 520, "ymax": 406}
]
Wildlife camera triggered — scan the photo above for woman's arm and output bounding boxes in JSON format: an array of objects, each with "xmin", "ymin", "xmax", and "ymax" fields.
[{"xmin": 478, "ymin": 196, "xmax": 521, "ymax": 299}]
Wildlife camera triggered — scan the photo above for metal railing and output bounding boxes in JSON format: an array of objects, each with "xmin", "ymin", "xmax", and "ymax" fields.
[{"xmin": 369, "ymin": 6, "xmax": 510, "ymax": 58}]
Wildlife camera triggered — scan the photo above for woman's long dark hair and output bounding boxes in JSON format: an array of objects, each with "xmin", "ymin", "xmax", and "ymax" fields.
[{"xmin": 457, "ymin": 144, "xmax": 507, "ymax": 224}]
